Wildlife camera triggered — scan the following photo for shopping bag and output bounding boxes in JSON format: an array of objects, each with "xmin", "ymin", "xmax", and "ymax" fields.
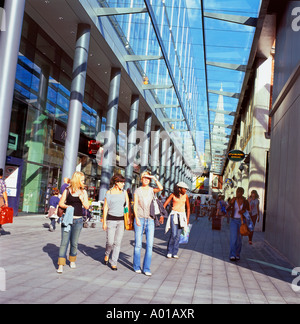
[
  {"xmin": 179, "ymin": 224, "xmax": 193, "ymax": 244},
  {"xmin": 124, "ymin": 206, "xmax": 133, "ymax": 231},
  {"xmin": 0, "ymin": 207, "xmax": 13, "ymax": 225},
  {"xmin": 243, "ymin": 210, "xmax": 254, "ymax": 232}
]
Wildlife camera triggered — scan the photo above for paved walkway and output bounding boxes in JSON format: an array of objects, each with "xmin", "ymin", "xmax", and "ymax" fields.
[{"xmin": 0, "ymin": 213, "xmax": 299, "ymax": 304}]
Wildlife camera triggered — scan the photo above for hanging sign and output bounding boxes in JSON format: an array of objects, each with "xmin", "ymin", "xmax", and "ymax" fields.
[
  {"xmin": 225, "ymin": 178, "xmax": 233, "ymax": 186},
  {"xmin": 228, "ymin": 150, "xmax": 245, "ymax": 162}
]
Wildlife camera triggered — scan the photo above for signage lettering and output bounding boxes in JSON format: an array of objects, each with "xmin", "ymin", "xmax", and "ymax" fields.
[
  {"xmin": 292, "ymin": 7, "xmax": 300, "ymax": 32},
  {"xmin": 228, "ymin": 150, "xmax": 245, "ymax": 162}
]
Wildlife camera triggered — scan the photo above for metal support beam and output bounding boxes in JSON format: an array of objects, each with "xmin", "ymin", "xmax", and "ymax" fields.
[
  {"xmin": 210, "ymin": 122, "xmax": 233, "ymax": 129},
  {"xmin": 0, "ymin": 0, "xmax": 25, "ymax": 170},
  {"xmin": 151, "ymin": 126, "xmax": 161, "ymax": 178},
  {"xmin": 154, "ymin": 104, "xmax": 180, "ymax": 109},
  {"xmin": 95, "ymin": 7, "xmax": 148, "ymax": 16},
  {"xmin": 169, "ymin": 129, "xmax": 188, "ymax": 133},
  {"xmin": 142, "ymin": 84, "xmax": 173, "ymax": 90},
  {"xmin": 207, "ymin": 61, "xmax": 247, "ymax": 72},
  {"xmin": 62, "ymin": 24, "xmax": 91, "ymax": 181},
  {"xmin": 211, "ymin": 140, "xmax": 228, "ymax": 146},
  {"xmin": 164, "ymin": 144, "xmax": 173, "ymax": 194},
  {"xmin": 208, "ymin": 89, "xmax": 240, "ymax": 99},
  {"xmin": 125, "ymin": 95, "xmax": 140, "ymax": 190},
  {"xmin": 211, "ymin": 133, "xmax": 231, "ymax": 139},
  {"xmin": 209, "ymin": 109, "xmax": 236, "ymax": 116},
  {"xmin": 159, "ymin": 134, "xmax": 169, "ymax": 189},
  {"xmin": 124, "ymin": 55, "xmax": 163, "ymax": 62},
  {"xmin": 170, "ymin": 146, "xmax": 176, "ymax": 192},
  {"xmin": 140, "ymin": 113, "xmax": 152, "ymax": 174},
  {"xmin": 204, "ymin": 12, "xmax": 258, "ymax": 27},
  {"xmin": 99, "ymin": 67, "xmax": 122, "ymax": 201},
  {"xmin": 0, "ymin": 7, "xmax": 5, "ymax": 31},
  {"xmin": 161, "ymin": 118, "xmax": 185, "ymax": 123}
]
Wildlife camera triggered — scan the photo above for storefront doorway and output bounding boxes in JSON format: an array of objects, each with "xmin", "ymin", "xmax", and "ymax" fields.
[{"xmin": 21, "ymin": 163, "xmax": 61, "ymax": 214}]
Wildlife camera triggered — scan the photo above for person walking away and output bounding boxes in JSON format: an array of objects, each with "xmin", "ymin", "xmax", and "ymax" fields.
[
  {"xmin": 229, "ymin": 187, "xmax": 250, "ymax": 261},
  {"xmin": 48, "ymin": 189, "xmax": 60, "ymax": 232},
  {"xmin": 102, "ymin": 174, "xmax": 130, "ymax": 271},
  {"xmin": 160, "ymin": 191, "xmax": 167, "ymax": 205},
  {"xmin": 163, "ymin": 182, "xmax": 190, "ymax": 259},
  {"xmin": 194, "ymin": 196, "xmax": 201, "ymax": 220},
  {"xmin": 248, "ymin": 190, "xmax": 260, "ymax": 245},
  {"xmin": 57, "ymin": 172, "xmax": 89, "ymax": 274},
  {"xmin": 216, "ymin": 195, "xmax": 226, "ymax": 223},
  {"xmin": 225, "ymin": 198, "xmax": 231, "ymax": 224},
  {"xmin": 0, "ymin": 168, "xmax": 8, "ymax": 234},
  {"xmin": 133, "ymin": 171, "xmax": 163, "ymax": 276}
]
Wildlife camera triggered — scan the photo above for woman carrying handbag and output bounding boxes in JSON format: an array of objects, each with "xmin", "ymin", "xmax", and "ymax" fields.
[
  {"xmin": 228, "ymin": 187, "xmax": 250, "ymax": 262},
  {"xmin": 57, "ymin": 172, "xmax": 90, "ymax": 273}
]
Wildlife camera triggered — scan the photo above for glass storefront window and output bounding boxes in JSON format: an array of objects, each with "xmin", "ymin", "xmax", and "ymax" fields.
[{"xmin": 9, "ymin": 14, "xmax": 109, "ymax": 213}]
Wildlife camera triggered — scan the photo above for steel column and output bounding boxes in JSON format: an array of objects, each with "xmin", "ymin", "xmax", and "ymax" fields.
[
  {"xmin": 140, "ymin": 113, "xmax": 152, "ymax": 174},
  {"xmin": 0, "ymin": 0, "xmax": 25, "ymax": 170},
  {"xmin": 99, "ymin": 67, "xmax": 122, "ymax": 201},
  {"xmin": 125, "ymin": 95, "xmax": 140, "ymax": 190},
  {"xmin": 61, "ymin": 24, "xmax": 91, "ymax": 182}
]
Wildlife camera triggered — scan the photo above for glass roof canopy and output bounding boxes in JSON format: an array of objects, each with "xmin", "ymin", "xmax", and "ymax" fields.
[
  {"xmin": 201, "ymin": 0, "xmax": 262, "ymax": 174},
  {"xmin": 86, "ymin": 0, "xmax": 262, "ymax": 176}
]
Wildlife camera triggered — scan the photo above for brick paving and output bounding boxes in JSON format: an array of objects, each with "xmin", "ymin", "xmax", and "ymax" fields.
[{"xmin": 0, "ymin": 213, "xmax": 299, "ymax": 304}]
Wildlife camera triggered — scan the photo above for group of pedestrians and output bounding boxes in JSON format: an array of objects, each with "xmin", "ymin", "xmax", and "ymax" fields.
[
  {"xmin": 1, "ymin": 166, "xmax": 262, "ymax": 270},
  {"xmin": 55, "ymin": 171, "xmax": 191, "ymax": 276},
  {"xmin": 52, "ymin": 171, "xmax": 261, "ymax": 272}
]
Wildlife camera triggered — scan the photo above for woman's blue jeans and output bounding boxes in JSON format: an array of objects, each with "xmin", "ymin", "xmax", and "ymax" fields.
[
  {"xmin": 230, "ymin": 218, "xmax": 242, "ymax": 259},
  {"xmin": 167, "ymin": 214, "xmax": 182, "ymax": 256},
  {"xmin": 58, "ymin": 218, "xmax": 83, "ymax": 265},
  {"xmin": 133, "ymin": 218, "xmax": 154, "ymax": 273}
]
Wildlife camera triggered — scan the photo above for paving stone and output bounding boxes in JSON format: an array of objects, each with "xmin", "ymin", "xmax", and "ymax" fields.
[{"xmin": 0, "ymin": 214, "xmax": 299, "ymax": 304}]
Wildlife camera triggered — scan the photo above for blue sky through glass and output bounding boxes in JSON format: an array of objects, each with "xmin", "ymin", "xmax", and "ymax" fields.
[
  {"xmin": 89, "ymin": 0, "xmax": 262, "ymax": 173},
  {"xmin": 185, "ymin": 0, "xmax": 262, "ymax": 172}
]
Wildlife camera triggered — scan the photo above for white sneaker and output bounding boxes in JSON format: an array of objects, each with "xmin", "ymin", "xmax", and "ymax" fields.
[
  {"xmin": 167, "ymin": 254, "xmax": 172, "ymax": 259},
  {"xmin": 135, "ymin": 269, "xmax": 142, "ymax": 274},
  {"xmin": 173, "ymin": 255, "xmax": 179, "ymax": 259},
  {"xmin": 144, "ymin": 272, "xmax": 152, "ymax": 276},
  {"xmin": 70, "ymin": 262, "xmax": 76, "ymax": 269},
  {"xmin": 57, "ymin": 266, "xmax": 63, "ymax": 274}
]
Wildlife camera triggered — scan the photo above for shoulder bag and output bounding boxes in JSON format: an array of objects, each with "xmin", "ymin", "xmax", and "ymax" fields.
[
  {"xmin": 240, "ymin": 216, "xmax": 250, "ymax": 236},
  {"xmin": 150, "ymin": 194, "xmax": 168, "ymax": 227},
  {"xmin": 123, "ymin": 190, "xmax": 133, "ymax": 231},
  {"xmin": 57, "ymin": 188, "xmax": 70, "ymax": 217}
]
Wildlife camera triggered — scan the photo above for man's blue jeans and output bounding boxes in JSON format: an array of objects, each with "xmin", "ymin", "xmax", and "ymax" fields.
[
  {"xmin": 133, "ymin": 218, "xmax": 154, "ymax": 273},
  {"xmin": 167, "ymin": 214, "xmax": 182, "ymax": 256},
  {"xmin": 230, "ymin": 218, "xmax": 242, "ymax": 259}
]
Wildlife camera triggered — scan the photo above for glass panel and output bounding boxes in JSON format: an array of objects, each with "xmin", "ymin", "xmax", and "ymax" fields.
[{"xmin": 84, "ymin": 0, "xmax": 262, "ymax": 173}]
